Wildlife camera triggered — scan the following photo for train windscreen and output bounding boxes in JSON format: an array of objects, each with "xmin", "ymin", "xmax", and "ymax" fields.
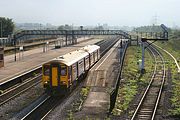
[{"xmin": 61, "ymin": 65, "xmax": 67, "ymax": 76}]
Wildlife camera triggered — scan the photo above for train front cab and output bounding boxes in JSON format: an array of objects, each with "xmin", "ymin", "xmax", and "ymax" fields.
[{"xmin": 43, "ymin": 62, "xmax": 70, "ymax": 95}]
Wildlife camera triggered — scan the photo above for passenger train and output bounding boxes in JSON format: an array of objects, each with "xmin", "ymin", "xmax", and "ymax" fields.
[{"xmin": 42, "ymin": 45, "xmax": 100, "ymax": 95}]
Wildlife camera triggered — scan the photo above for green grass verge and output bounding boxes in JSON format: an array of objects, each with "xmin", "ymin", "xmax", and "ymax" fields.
[
  {"xmin": 155, "ymin": 35, "xmax": 180, "ymax": 117},
  {"xmin": 113, "ymin": 45, "xmax": 154, "ymax": 116},
  {"xmin": 67, "ymin": 87, "xmax": 90, "ymax": 119}
]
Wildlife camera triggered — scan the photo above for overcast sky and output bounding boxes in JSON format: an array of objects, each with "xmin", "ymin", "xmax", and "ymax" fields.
[{"xmin": 0, "ymin": 0, "xmax": 179, "ymax": 27}]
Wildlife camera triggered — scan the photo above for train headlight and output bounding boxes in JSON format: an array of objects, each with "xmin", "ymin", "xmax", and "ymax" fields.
[
  {"xmin": 61, "ymin": 81, "xmax": 66, "ymax": 84},
  {"xmin": 43, "ymin": 81, "xmax": 49, "ymax": 88}
]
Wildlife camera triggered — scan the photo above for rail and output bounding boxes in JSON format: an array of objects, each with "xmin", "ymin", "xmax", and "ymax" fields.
[
  {"xmin": 20, "ymin": 36, "xmax": 122, "ymax": 119},
  {"xmin": 0, "ymin": 37, "xmax": 104, "ymax": 91},
  {"xmin": 154, "ymin": 43, "xmax": 180, "ymax": 73},
  {"xmin": 131, "ymin": 43, "xmax": 166, "ymax": 120}
]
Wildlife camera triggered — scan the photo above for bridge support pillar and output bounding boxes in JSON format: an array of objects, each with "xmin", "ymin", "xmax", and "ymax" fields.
[{"xmin": 72, "ymin": 31, "xmax": 75, "ymax": 45}]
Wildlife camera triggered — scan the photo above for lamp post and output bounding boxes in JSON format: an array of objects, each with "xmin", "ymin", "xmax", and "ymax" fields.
[
  {"xmin": 13, "ymin": 35, "xmax": 17, "ymax": 61},
  {"xmin": 0, "ymin": 21, "xmax": 2, "ymax": 38}
]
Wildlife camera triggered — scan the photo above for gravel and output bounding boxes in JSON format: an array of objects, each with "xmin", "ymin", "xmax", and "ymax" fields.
[
  {"xmin": 44, "ymin": 85, "xmax": 83, "ymax": 120},
  {"xmin": 0, "ymin": 83, "xmax": 44, "ymax": 120}
]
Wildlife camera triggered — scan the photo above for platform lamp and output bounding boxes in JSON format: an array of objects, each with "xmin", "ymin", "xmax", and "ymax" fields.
[
  {"xmin": 0, "ymin": 21, "xmax": 3, "ymax": 47},
  {"xmin": 0, "ymin": 21, "xmax": 2, "ymax": 38},
  {"xmin": 12, "ymin": 34, "xmax": 17, "ymax": 62}
]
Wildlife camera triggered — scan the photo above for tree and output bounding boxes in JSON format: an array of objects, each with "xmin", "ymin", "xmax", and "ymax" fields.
[
  {"xmin": 58, "ymin": 25, "xmax": 64, "ymax": 30},
  {"xmin": 94, "ymin": 25, "xmax": 104, "ymax": 30},
  {"xmin": 57, "ymin": 24, "xmax": 72, "ymax": 30},
  {"xmin": 0, "ymin": 17, "xmax": 15, "ymax": 37}
]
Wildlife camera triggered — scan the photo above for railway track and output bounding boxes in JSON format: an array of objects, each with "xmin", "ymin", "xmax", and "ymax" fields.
[
  {"xmin": 21, "ymin": 94, "xmax": 58, "ymax": 120},
  {"xmin": 131, "ymin": 43, "xmax": 166, "ymax": 120},
  {"xmin": 0, "ymin": 37, "xmax": 96, "ymax": 92},
  {"xmin": 20, "ymin": 80, "xmax": 86, "ymax": 120},
  {"xmin": 0, "ymin": 74, "xmax": 41, "ymax": 106},
  {"xmin": 19, "ymin": 37, "xmax": 121, "ymax": 120},
  {"xmin": 0, "ymin": 37, "xmax": 116, "ymax": 106},
  {"xmin": 0, "ymin": 66, "xmax": 41, "ymax": 91}
]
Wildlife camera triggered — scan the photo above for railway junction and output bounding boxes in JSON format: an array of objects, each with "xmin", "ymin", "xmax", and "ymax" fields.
[{"xmin": 0, "ymin": 27, "xmax": 180, "ymax": 120}]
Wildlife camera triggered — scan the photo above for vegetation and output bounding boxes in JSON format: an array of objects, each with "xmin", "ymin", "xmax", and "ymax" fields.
[
  {"xmin": 169, "ymin": 68, "xmax": 180, "ymax": 117},
  {"xmin": 67, "ymin": 87, "xmax": 90, "ymax": 119},
  {"xmin": 58, "ymin": 24, "xmax": 72, "ymax": 30},
  {"xmin": 155, "ymin": 29, "xmax": 180, "ymax": 117},
  {"xmin": 0, "ymin": 17, "xmax": 15, "ymax": 37},
  {"xmin": 157, "ymin": 29, "xmax": 180, "ymax": 56},
  {"xmin": 113, "ymin": 45, "xmax": 154, "ymax": 116},
  {"xmin": 67, "ymin": 110, "xmax": 74, "ymax": 120}
]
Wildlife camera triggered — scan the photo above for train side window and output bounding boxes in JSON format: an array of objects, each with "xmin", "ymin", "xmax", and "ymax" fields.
[
  {"xmin": 61, "ymin": 66, "xmax": 67, "ymax": 76},
  {"xmin": 43, "ymin": 65, "xmax": 50, "ymax": 76},
  {"xmin": 91, "ymin": 54, "xmax": 93, "ymax": 62},
  {"xmin": 79, "ymin": 60, "xmax": 83, "ymax": 66},
  {"xmin": 85, "ymin": 56, "xmax": 89, "ymax": 67},
  {"xmin": 68, "ymin": 67, "xmax": 71, "ymax": 79}
]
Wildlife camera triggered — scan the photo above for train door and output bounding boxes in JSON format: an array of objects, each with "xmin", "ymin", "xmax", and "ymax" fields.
[
  {"xmin": 90, "ymin": 53, "xmax": 94, "ymax": 65},
  {"xmin": 50, "ymin": 64, "xmax": 59, "ymax": 87},
  {"xmin": 72, "ymin": 63, "xmax": 77, "ymax": 81}
]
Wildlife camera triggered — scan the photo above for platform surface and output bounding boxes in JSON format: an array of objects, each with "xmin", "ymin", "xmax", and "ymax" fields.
[{"xmin": 74, "ymin": 41, "xmax": 121, "ymax": 119}]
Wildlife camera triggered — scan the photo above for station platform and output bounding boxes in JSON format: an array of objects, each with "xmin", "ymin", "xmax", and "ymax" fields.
[
  {"xmin": 74, "ymin": 41, "xmax": 121, "ymax": 119},
  {"xmin": 0, "ymin": 37, "xmax": 103, "ymax": 84},
  {"xmin": 4, "ymin": 38, "xmax": 58, "ymax": 51}
]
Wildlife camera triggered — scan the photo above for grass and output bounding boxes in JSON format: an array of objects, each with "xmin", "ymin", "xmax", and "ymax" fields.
[
  {"xmin": 66, "ymin": 86, "xmax": 90, "ymax": 119},
  {"xmin": 169, "ymin": 63, "xmax": 180, "ymax": 117},
  {"xmin": 154, "ymin": 47, "xmax": 180, "ymax": 117},
  {"xmin": 169, "ymin": 66, "xmax": 180, "ymax": 117},
  {"xmin": 154, "ymin": 46, "xmax": 180, "ymax": 117},
  {"xmin": 67, "ymin": 110, "xmax": 74, "ymax": 120},
  {"xmin": 113, "ymin": 45, "xmax": 154, "ymax": 116},
  {"xmin": 154, "ymin": 30, "xmax": 180, "ymax": 117}
]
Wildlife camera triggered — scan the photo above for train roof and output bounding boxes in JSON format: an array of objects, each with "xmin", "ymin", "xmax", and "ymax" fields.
[
  {"xmin": 80, "ymin": 45, "xmax": 100, "ymax": 53},
  {"xmin": 51, "ymin": 50, "xmax": 88, "ymax": 66},
  {"xmin": 46, "ymin": 45, "xmax": 100, "ymax": 66}
]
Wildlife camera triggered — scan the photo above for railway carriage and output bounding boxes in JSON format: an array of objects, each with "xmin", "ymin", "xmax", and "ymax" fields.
[
  {"xmin": 42, "ymin": 45, "xmax": 100, "ymax": 95},
  {"xmin": 80, "ymin": 45, "xmax": 100, "ymax": 66}
]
